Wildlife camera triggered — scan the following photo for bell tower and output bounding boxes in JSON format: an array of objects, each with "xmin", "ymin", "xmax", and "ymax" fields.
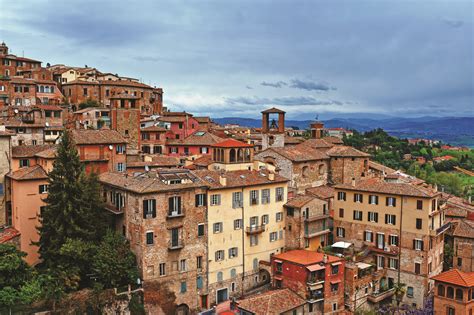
[
  {"xmin": 261, "ymin": 107, "xmax": 286, "ymax": 150},
  {"xmin": 0, "ymin": 42, "xmax": 8, "ymax": 55}
]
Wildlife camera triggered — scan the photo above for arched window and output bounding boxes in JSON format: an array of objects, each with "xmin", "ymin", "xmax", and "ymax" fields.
[
  {"xmin": 253, "ymin": 258, "xmax": 258, "ymax": 271},
  {"xmin": 438, "ymin": 284, "xmax": 445, "ymax": 297},
  {"xmin": 456, "ymin": 288, "xmax": 463, "ymax": 301},
  {"xmin": 229, "ymin": 149, "xmax": 236, "ymax": 163},
  {"xmin": 447, "ymin": 286, "xmax": 454, "ymax": 298},
  {"xmin": 230, "ymin": 268, "xmax": 236, "ymax": 278},
  {"xmin": 217, "ymin": 271, "xmax": 223, "ymax": 282},
  {"xmin": 237, "ymin": 149, "xmax": 243, "ymax": 162}
]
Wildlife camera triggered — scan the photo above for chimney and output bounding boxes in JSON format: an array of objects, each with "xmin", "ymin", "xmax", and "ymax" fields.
[
  {"xmin": 268, "ymin": 172, "xmax": 275, "ymax": 181},
  {"xmin": 219, "ymin": 173, "xmax": 227, "ymax": 186},
  {"xmin": 433, "ymin": 183, "xmax": 438, "ymax": 192},
  {"xmin": 351, "ymin": 178, "xmax": 356, "ymax": 187},
  {"xmin": 323, "ymin": 254, "xmax": 328, "ymax": 264}
]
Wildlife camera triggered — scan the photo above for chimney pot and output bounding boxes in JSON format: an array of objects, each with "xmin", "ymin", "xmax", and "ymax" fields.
[
  {"xmin": 351, "ymin": 178, "xmax": 356, "ymax": 187},
  {"xmin": 268, "ymin": 172, "xmax": 275, "ymax": 181},
  {"xmin": 219, "ymin": 174, "xmax": 227, "ymax": 186}
]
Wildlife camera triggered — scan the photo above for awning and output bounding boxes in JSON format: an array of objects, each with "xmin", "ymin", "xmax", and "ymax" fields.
[
  {"xmin": 330, "ymin": 279, "xmax": 341, "ymax": 284},
  {"xmin": 307, "ymin": 264, "xmax": 325, "ymax": 272},
  {"xmin": 274, "ymin": 260, "xmax": 283, "ymax": 263},
  {"xmin": 331, "ymin": 241, "xmax": 352, "ymax": 249},
  {"xmin": 356, "ymin": 262, "xmax": 372, "ymax": 270},
  {"xmin": 331, "ymin": 262, "xmax": 342, "ymax": 266}
]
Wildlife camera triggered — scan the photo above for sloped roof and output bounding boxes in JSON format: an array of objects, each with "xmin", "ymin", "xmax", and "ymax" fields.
[
  {"xmin": 305, "ymin": 185, "xmax": 335, "ymax": 200},
  {"xmin": 167, "ymin": 131, "xmax": 224, "ymax": 146},
  {"xmin": 212, "ymin": 138, "xmax": 253, "ymax": 148},
  {"xmin": 237, "ymin": 289, "xmax": 305, "ymax": 315},
  {"xmin": 193, "ymin": 169, "xmax": 287, "ymax": 190},
  {"xmin": 272, "ymin": 249, "xmax": 341, "ymax": 265},
  {"xmin": 12, "ymin": 144, "xmax": 55, "ymax": 158},
  {"xmin": 261, "ymin": 107, "xmax": 285, "ymax": 114},
  {"xmin": 326, "ymin": 145, "xmax": 370, "ymax": 157},
  {"xmin": 7, "ymin": 165, "xmax": 48, "ymax": 181},
  {"xmin": 71, "ymin": 129, "xmax": 127, "ymax": 145},
  {"xmin": 322, "ymin": 136, "xmax": 344, "ymax": 145},
  {"xmin": 0, "ymin": 227, "xmax": 20, "ymax": 243},
  {"xmin": 452, "ymin": 219, "xmax": 474, "ymax": 239},
  {"xmin": 267, "ymin": 144, "xmax": 329, "ymax": 162},
  {"xmin": 301, "ymin": 138, "xmax": 334, "ymax": 149},
  {"xmin": 334, "ymin": 178, "xmax": 439, "ymax": 198},
  {"xmin": 431, "ymin": 269, "xmax": 474, "ymax": 287},
  {"xmin": 284, "ymin": 194, "xmax": 315, "ymax": 208},
  {"xmin": 369, "ymin": 160, "xmax": 396, "ymax": 174}
]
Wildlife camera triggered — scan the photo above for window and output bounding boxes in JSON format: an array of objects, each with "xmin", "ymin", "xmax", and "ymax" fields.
[
  {"xmin": 354, "ymin": 193, "xmax": 363, "ymax": 203},
  {"xmin": 197, "ymin": 224, "xmax": 205, "ymax": 237},
  {"xmin": 417, "ymin": 200, "xmax": 423, "ymax": 210},
  {"xmin": 234, "ymin": 219, "xmax": 242, "ymax": 230},
  {"xmin": 447, "ymin": 306, "xmax": 455, "ymax": 315},
  {"xmin": 332, "ymin": 303, "xmax": 337, "ymax": 312},
  {"xmin": 180, "ymin": 281, "xmax": 187, "ymax": 293},
  {"xmin": 215, "ymin": 250, "xmax": 224, "ymax": 261},
  {"xmin": 414, "ymin": 262, "xmax": 421, "ymax": 274},
  {"xmin": 168, "ymin": 196, "xmax": 182, "ymax": 216},
  {"xmin": 270, "ymin": 232, "xmax": 278, "ymax": 242},
  {"xmin": 217, "ymin": 272, "xmax": 223, "ymax": 282},
  {"xmin": 353, "ymin": 210, "xmax": 363, "ymax": 221},
  {"xmin": 287, "ymin": 207, "xmax": 294, "ymax": 217},
  {"xmin": 364, "ymin": 231, "xmax": 373, "ymax": 242},
  {"xmin": 339, "ymin": 208, "xmax": 344, "ymax": 218},
  {"xmin": 19, "ymin": 159, "xmax": 29, "ymax": 168},
  {"xmin": 336, "ymin": 227, "xmax": 345, "ymax": 238},
  {"xmin": 389, "ymin": 235, "xmax": 399, "ymax": 246},
  {"xmin": 39, "ymin": 184, "xmax": 49, "ymax": 194},
  {"xmin": 407, "ymin": 286, "xmax": 414, "ymax": 298},
  {"xmin": 195, "ymin": 193, "xmax": 207, "ymax": 207},
  {"xmin": 332, "ymin": 265, "xmax": 339, "ymax": 274},
  {"xmin": 180, "ymin": 259, "xmax": 186, "ymax": 272},
  {"xmin": 250, "ymin": 190, "xmax": 259, "ymax": 205},
  {"xmin": 368, "ymin": 211, "xmax": 378, "ymax": 222},
  {"xmin": 457, "ymin": 257, "xmax": 462, "ymax": 267},
  {"xmin": 261, "ymin": 189, "xmax": 270, "ymax": 204},
  {"xmin": 276, "ymin": 212, "xmax": 283, "ymax": 222},
  {"xmin": 456, "ymin": 289, "xmax": 463, "ymax": 301},
  {"xmin": 385, "ymin": 214, "xmax": 396, "ymax": 225},
  {"xmin": 386, "ymin": 197, "xmax": 396, "ymax": 207},
  {"xmin": 250, "ymin": 235, "xmax": 258, "ymax": 246},
  {"xmin": 197, "ymin": 276, "xmax": 203, "ymax": 289},
  {"xmin": 116, "ymin": 162, "xmax": 125, "ymax": 172},
  {"xmin": 389, "ymin": 258, "xmax": 399, "ymax": 270},
  {"xmin": 210, "ymin": 194, "xmax": 221, "ymax": 206},
  {"xmin": 228, "ymin": 247, "xmax": 238, "ymax": 258},
  {"xmin": 377, "ymin": 256, "xmax": 385, "ymax": 269},
  {"xmin": 143, "ymin": 199, "xmax": 156, "ymax": 218},
  {"xmin": 262, "ymin": 214, "xmax": 269, "ymax": 225},
  {"xmin": 438, "ymin": 284, "xmax": 445, "ymax": 297},
  {"xmin": 146, "ymin": 232, "xmax": 154, "ymax": 245},
  {"xmin": 413, "ymin": 239, "xmax": 424, "ymax": 251},
  {"xmin": 416, "ymin": 218, "xmax": 422, "ymax": 230},
  {"xmin": 337, "ymin": 191, "xmax": 346, "ymax": 201},
  {"xmin": 231, "ymin": 282, "xmax": 236, "ymax": 292},
  {"xmin": 197, "ymin": 256, "xmax": 202, "ymax": 269},
  {"xmin": 447, "ymin": 286, "xmax": 454, "ymax": 298},
  {"xmin": 276, "ymin": 187, "xmax": 284, "ymax": 201},
  {"xmin": 83, "ymin": 88, "xmax": 88, "ymax": 96},
  {"xmin": 213, "ymin": 222, "xmax": 223, "ymax": 233},
  {"xmin": 232, "ymin": 192, "xmax": 243, "ymax": 208},
  {"xmin": 116, "ymin": 145, "xmax": 126, "ymax": 154},
  {"xmin": 141, "ymin": 133, "xmax": 150, "ymax": 140},
  {"xmin": 159, "ymin": 263, "xmax": 166, "ymax": 276}
]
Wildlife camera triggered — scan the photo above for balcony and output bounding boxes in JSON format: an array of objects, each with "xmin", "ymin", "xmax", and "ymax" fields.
[
  {"xmin": 304, "ymin": 228, "xmax": 331, "ymax": 239},
  {"xmin": 246, "ymin": 225, "xmax": 265, "ymax": 234},
  {"xmin": 168, "ymin": 239, "xmax": 184, "ymax": 250},
  {"xmin": 430, "ymin": 222, "xmax": 450, "ymax": 236},
  {"xmin": 367, "ymin": 288, "xmax": 395, "ymax": 303},
  {"xmin": 105, "ymin": 204, "xmax": 124, "ymax": 215},
  {"xmin": 167, "ymin": 210, "xmax": 184, "ymax": 219},
  {"xmin": 305, "ymin": 213, "xmax": 330, "ymax": 222},
  {"xmin": 307, "ymin": 291, "xmax": 324, "ymax": 303},
  {"xmin": 307, "ymin": 277, "xmax": 325, "ymax": 291}
]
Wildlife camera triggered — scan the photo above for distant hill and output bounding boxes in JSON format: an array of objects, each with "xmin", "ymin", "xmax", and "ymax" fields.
[{"xmin": 213, "ymin": 116, "xmax": 474, "ymax": 147}]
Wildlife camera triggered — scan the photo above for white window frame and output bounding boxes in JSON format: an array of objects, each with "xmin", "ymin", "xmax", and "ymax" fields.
[
  {"xmin": 389, "ymin": 234, "xmax": 399, "ymax": 246},
  {"xmin": 389, "ymin": 258, "xmax": 398, "ymax": 270},
  {"xmin": 232, "ymin": 192, "xmax": 243, "ymax": 208},
  {"xmin": 336, "ymin": 227, "xmax": 345, "ymax": 237},
  {"xmin": 213, "ymin": 222, "xmax": 223, "ymax": 234},
  {"xmin": 386, "ymin": 214, "xmax": 396, "ymax": 225},
  {"xmin": 261, "ymin": 189, "xmax": 270, "ymax": 204},
  {"xmin": 276, "ymin": 187, "xmax": 284, "ymax": 201},
  {"xmin": 215, "ymin": 250, "xmax": 224, "ymax": 261},
  {"xmin": 270, "ymin": 232, "xmax": 278, "ymax": 242},
  {"xmin": 234, "ymin": 219, "xmax": 242, "ymax": 230},
  {"xmin": 414, "ymin": 239, "xmax": 423, "ymax": 251},
  {"xmin": 368, "ymin": 211, "xmax": 377, "ymax": 222},
  {"xmin": 365, "ymin": 230, "xmax": 372, "ymax": 242},
  {"xmin": 210, "ymin": 194, "xmax": 221, "ymax": 206},
  {"xmin": 229, "ymin": 247, "xmax": 238, "ymax": 258},
  {"xmin": 276, "ymin": 212, "xmax": 283, "ymax": 222},
  {"xmin": 369, "ymin": 195, "xmax": 378, "ymax": 205}
]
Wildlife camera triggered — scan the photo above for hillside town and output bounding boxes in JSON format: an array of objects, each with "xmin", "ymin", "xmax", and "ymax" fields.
[{"xmin": 0, "ymin": 42, "xmax": 473, "ymax": 315}]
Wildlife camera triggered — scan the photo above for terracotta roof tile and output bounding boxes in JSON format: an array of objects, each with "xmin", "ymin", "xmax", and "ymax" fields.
[
  {"xmin": 0, "ymin": 227, "xmax": 20, "ymax": 243},
  {"xmin": 7, "ymin": 165, "xmax": 48, "ymax": 181},
  {"xmin": 71, "ymin": 129, "xmax": 127, "ymax": 145},
  {"xmin": 268, "ymin": 144, "xmax": 329, "ymax": 162},
  {"xmin": 12, "ymin": 144, "xmax": 55, "ymax": 158},
  {"xmin": 141, "ymin": 125, "xmax": 167, "ymax": 132},
  {"xmin": 193, "ymin": 169, "xmax": 287, "ymax": 190},
  {"xmin": 273, "ymin": 249, "xmax": 341, "ymax": 265},
  {"xmin": 369, "ymin": 160, "xmax": 396, "ymax": 174},
  {"xmin": 284, "ymin": 194, "xmax": 315, "ymax": 208},
  {"xmin": 261, "ymin": 107, "xmax": 286, "ymax": 114},
  {"xmin": 237, "ymin": 288, "xmax": 305, "ymax": 315},
  {"xmin": 452, "ymin": 219, "xmax": 474, "ymax": 239},
  {"xmin": 431, "ymin": 269, "xmax": 474, "ymax": 287},
  {"xmin": 98, "ymin": 80, "xmax": 153, "ymax": 89},
  {"xmin": 335, "ymin": 178, "xmax": 439, "ymax": 198},
  {"xmin": 305, "ymin": 185, "xmax": 335, "ymax": 200},
  {"xmin": 212, "ymin": 138, "xmax": 253, "ymax": 148},
  {"xmin": 322, "ymin": 136, "xmax": 344, "ymax": 145},
  {"xmin": 326, "ymin": 145, "xmax": 370, "ymax": 157},
  {"xmin": 301, "ymin": 138, "xmax": 334, "ymax": 149},
  {"xmin": 167, "ymin": 131, "xmax": 224, "ymax": 146}
]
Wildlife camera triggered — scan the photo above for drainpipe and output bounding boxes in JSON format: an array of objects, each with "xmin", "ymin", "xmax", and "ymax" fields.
[
  {"xmin": 397, "ymin": 196, "xmax": 404, "ymax": 307},
  {"xmin": 241, "ymin": 187, "xmax": 245, "ymax": 298}
]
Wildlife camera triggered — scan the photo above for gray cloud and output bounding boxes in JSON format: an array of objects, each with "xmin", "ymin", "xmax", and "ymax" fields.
[
  {"xmin": 289, "ymin": 79, "xmax": 333, "ymax": 91},
  {"xmin": 226, "ymin": 96, "xmax": 343, "ymax": 106},
  {"xmin": 261, "ymin": 81, "xmax": 287, "ymax": 88},
  {"xmin": 442, "ymin": 18, "xmax": 464, "ymax": 28}
]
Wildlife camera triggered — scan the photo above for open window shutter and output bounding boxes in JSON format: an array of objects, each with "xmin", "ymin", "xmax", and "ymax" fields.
[
  {"xmin": 152, "ymin": 199, "xmax": 156, "ymax": 218},
  {"xmin": 195, "ymin": 195, "xmax": 199, "ymax": 207},
  {"xmin": 393, "ymin": 198, "xmax": 397, "ymax": 207},
  {"xmin": 371, "ymin": 233, "xmax": 374, "ymax": 242},
  {"xmin": 168, "ymin": 197, "xmax": 173, "ymax": 213},
  {"xmin": 386, "ymin": 197, "xmax": 389, "ymax": 206},
  {"xmin": 353, "ymin": 194, "xmax": 357, "ymax": 202},
  {"xmin": 421, "ymin": 241, "xmax": 424, "ymax": 251},
  {"xmin": 393, "ymin": 215, "xmax": 396, "ymax": 225},
  {"xmin": 382, "ymin": 234, "xmax": 385, "ymax": 245},
  {"xmin": 413, "ymin": 239, "xmax": 416, "ymax": 249},
  {"xmin": 375, "ymin": 196, "xmax": 379, "ymax": 204},
  {"xmin": 353, "ymin": 211, "xmax": 356, "ymax": 220},
  {"xmin": 385, "ymin": 214, "xmax": 388, "ymax": 224},
  {"xmin": 375, "ymin": 213, "xmax": 378, "ymax": 222},
  {"xmin": 360, "ymin": 195, "xmax": 363, "ymax": 203},
  {"xmin": 143, "ymin": 200, "xmax": 148, "ymax": 218},
  {"xmin": 178, "ymin": 197, "xmax": 182, "ymax": 212},
  {"xmin": 364, "ymin": 231, "xmax": 367, "ymax": 241},
  {"xmin": 204, "ymin": 194, "xmax": 207, "ymax": 206}
]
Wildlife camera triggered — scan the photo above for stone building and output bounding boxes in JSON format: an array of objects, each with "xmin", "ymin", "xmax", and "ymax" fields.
[
  {"xmin": 0, "ymin": 129, "xmax": 13, "ymax": 225},
  {"xmin": 99, "ymin": 169, "xmax": 209, "ymax": 314},
  {"xmin": 326, "ymin": 145, "xmax": 370, "ymax": 185},
  {"xmin": 261, "ymin": 107, "xmax": 286, "ymax": 150},
  {"xmin": 432, "ymin": 269, "xmax": 474, "ymax": 315},
  {"xmin": 333, "ymin": 176, "xmax": 448, "ymax": 309},
  {"xmin": 451, "ymin": 219, "xmax": 474, "ymax": 273},
  {"xmin": 283, "ymin": 194, "xmax": 330, "ymax": 251}
]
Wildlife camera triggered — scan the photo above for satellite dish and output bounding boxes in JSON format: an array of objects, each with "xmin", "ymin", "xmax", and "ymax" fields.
[
  {"xmin": 108, "ymin": 145, "xmax": 113, "ymax": 150},
  {"xmin": 14, "ymin": 109, "xmax": 19, "ymax": 114},
  {"xmin": 45, "ymin": 122, "xmax": 50, "ymax": 127}
]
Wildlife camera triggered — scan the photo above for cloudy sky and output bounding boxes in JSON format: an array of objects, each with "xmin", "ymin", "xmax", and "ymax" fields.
[{"xmin": 1, "ymin": 0, "xmax": 472, "ymax": 119}]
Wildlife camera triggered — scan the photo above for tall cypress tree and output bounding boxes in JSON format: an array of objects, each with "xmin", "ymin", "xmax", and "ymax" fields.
[{"xmin": 37, "ymin": 130, "xmax": 108, "ymax": 267}]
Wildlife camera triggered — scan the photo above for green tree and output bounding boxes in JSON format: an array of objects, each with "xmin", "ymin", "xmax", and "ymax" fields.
[
  {"xmin": 92, "ymin": 230, "xmax": 139, "ymax": 289},
  {"xmin": 37, "ymin": 130, "xmax": 108, "ymax": 269},
  {"xmin": 78, "ymin": 98, "xmax": 100, "ymax": 109}
]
